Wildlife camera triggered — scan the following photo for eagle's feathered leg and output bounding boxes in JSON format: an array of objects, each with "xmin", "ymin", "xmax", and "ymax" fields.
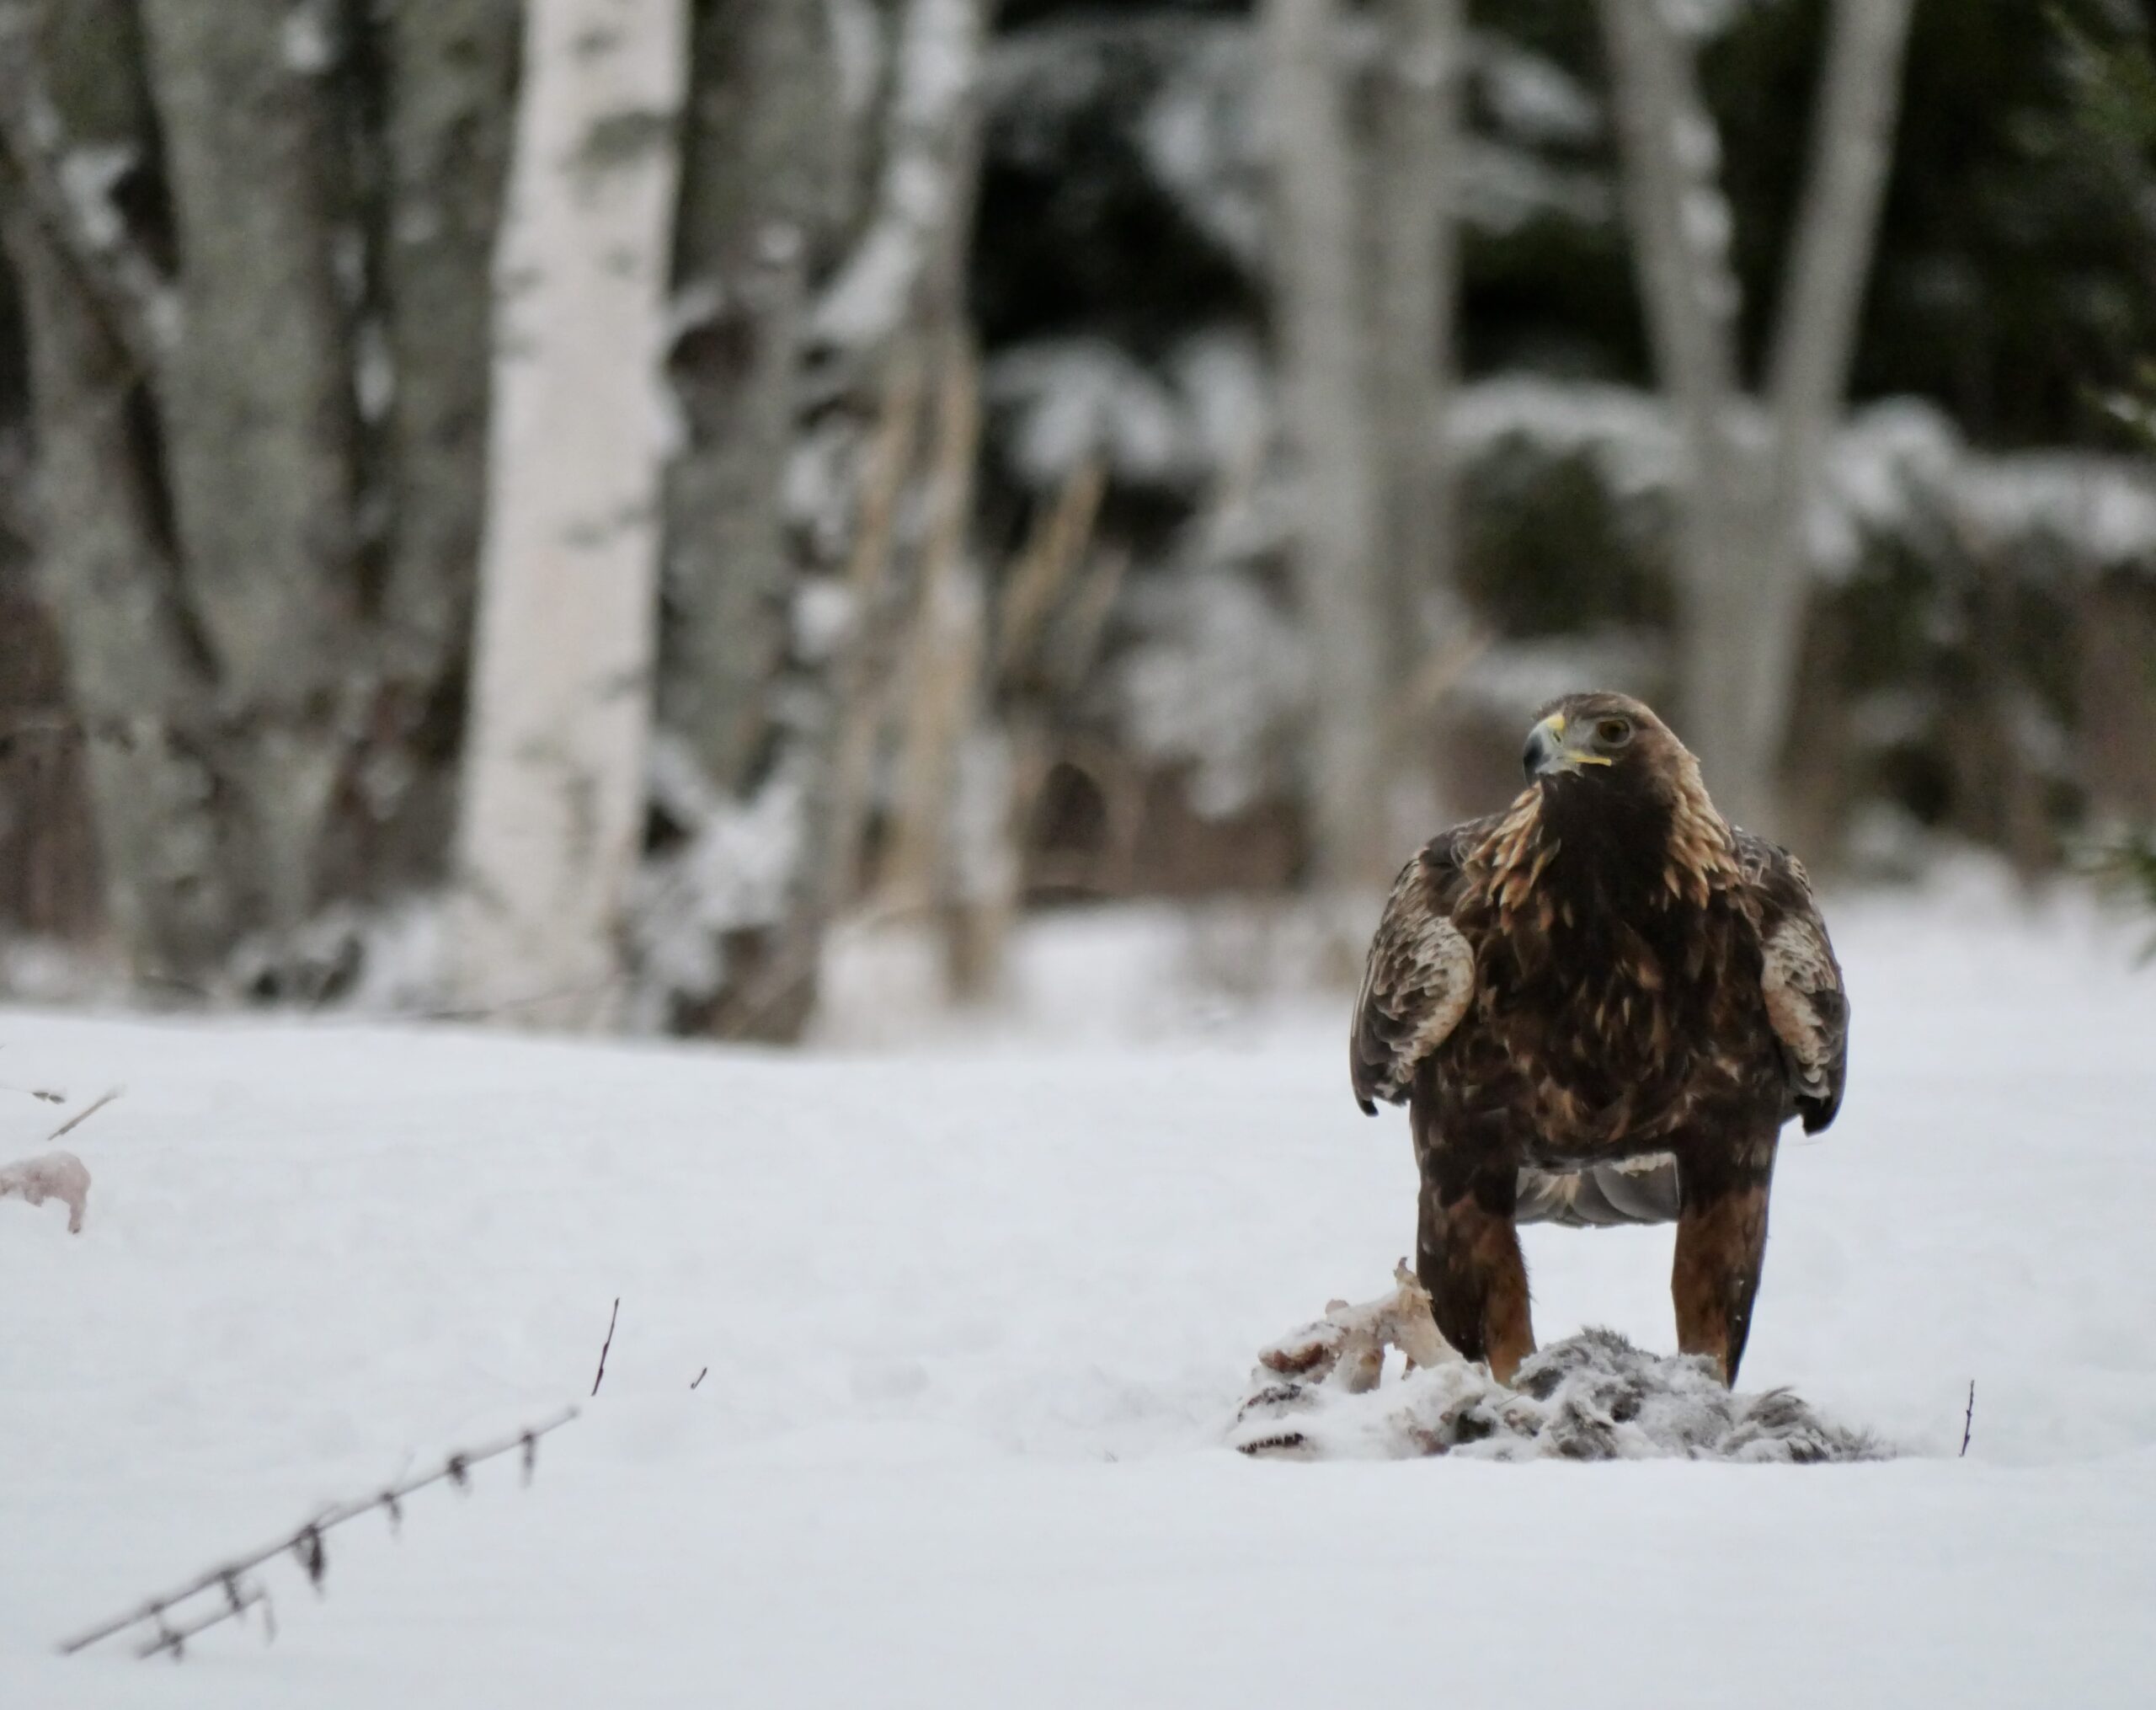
[
  {"xmin": 1670, "ymin": 1131, "xmax": 1778, "ymax": 1384},
  {"xmin": 1414, "ymin": 1144, "xmax": 1534, "ymax": 1387}
]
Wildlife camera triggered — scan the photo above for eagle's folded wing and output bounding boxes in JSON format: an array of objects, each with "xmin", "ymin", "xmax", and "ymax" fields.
[
  {"xmin": 1350, "ymin": 821, "xmax": 1487, "ymax": 1114},
  {"xmin": 1737, "ymin": 830, "xmax": 1849, "ymax": 1134}
]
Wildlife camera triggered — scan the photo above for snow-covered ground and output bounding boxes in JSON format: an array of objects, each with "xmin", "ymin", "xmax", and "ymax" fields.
[{"xmin": 3, "ymin": 882, "xmax": 2153, "ymax": 1707}]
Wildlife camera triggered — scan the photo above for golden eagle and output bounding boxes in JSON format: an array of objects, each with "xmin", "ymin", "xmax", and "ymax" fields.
[{"xmin": 1351, "ymin": 692, "xmax": 1847, "ymax": 1386}]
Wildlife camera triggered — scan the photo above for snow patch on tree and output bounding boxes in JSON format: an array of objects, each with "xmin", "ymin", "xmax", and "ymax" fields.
[
  {"xmin": 627, "ymin": 740, "xmax": 807, "ymax": 1028},
  {"xmin": 989, "ymin": 339, "xmax": 1200, "ymax": 490},
  {"xmin": 1121, "ymin": 569, "xmax": 1310, "ymax": 819},
  {"xmin": 1475, "ymin": 33, "xmax": 1602, "ymax": 145}
]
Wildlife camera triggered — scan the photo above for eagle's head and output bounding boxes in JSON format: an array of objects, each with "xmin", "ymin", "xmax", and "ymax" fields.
[
  {"xmin": 1515, "ymin": 693, "xmax": 1731, "ymax": 900},
  {"xmin": 1520, "ymin": 692, "xmax": 1705, "ymax": 810}
]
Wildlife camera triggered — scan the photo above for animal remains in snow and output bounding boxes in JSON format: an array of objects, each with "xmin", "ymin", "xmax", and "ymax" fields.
[
  {"xmin": 1352, "ymin": 692, "xmax": 1849, "ymax": 1385},
  {"xmin": 0, "ymin": 1149, "xmax": 92, "ymax": 1233},
  {"xmin": 1234, "ymin": 1304, "xmax": 1880, "ymax": 1463}
]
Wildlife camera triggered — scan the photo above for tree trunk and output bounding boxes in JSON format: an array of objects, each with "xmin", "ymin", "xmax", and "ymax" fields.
[
  {"xmin": 354, "ymin": 0, "xmax": 520, "ymax": 889},
  {"xmin": 707, "ymin": 0, "xmax": 990, "ymax": 1034},
  {"xmin": 1596, "ymin": 0, "xmax": 1911, "ymax": 837},
  {"xmin": 3, "ymin": 202, "xmax": 220, "ymax": 979},
  {"xmin": 1365, "ymin": 0, "xmax": 1465, "ymax": 704},
  {"xmin": 1264, "ymin": 0, "xmax": 1391, "ymax": 894},
  {"xmin": 0, "ymin": 512, "xmax": 103, "ymax": 946},
  {"xmin": 1749, "ymin": 0, "xmax": 1916, "ymax": 802},
  {"xmin": 137, "ymin": 0, "xmax": 360, "ymax": 934},
  {"xmin": 0, "ymin": 0, "xmax": 238, "ymax": 982},
  {"xmin": 451, "ymin": 0, "xmax": 686, "ymax": 1028},
  {"xmin": 660, "ymin": 0, "xmax": 832, "ymax": 791}
]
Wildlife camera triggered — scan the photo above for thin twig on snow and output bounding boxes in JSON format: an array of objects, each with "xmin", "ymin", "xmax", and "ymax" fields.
[
  {"xmin": 58, "ymin": 1408, "xmax": 578, "ymax": 1659},
  {"xmin": 591, "ymin": 1296, "xmax": 620, "ymax": 1397}
]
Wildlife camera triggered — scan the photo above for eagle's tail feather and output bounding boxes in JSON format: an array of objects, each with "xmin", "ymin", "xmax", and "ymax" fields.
[{"xmin": 1514, "ymin": 1155, "xmax": 1681, "ymax": 1227}]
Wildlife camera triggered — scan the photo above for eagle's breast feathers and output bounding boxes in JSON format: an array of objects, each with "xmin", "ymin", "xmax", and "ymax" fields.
[{"xmin": 1350, "ymin": 760, "xmax": 1847, "ymax": 1160}]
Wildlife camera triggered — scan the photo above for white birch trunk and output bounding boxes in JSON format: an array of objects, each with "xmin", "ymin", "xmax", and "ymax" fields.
[{"xmin": 452, "ymin": 0, "xmax": 686, "ymax": 1028}]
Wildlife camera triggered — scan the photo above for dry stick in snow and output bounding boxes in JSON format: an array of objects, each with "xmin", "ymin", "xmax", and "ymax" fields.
[
  {"xmin": 60, "ymin": 1408, "xmax": 579, "ymax": 1659},
  {"xmin": 48, "ymin": 1086, "xmax": 121, "ymax": 1142},
  {"xmin": 591, "ymin": 1296, "xmax": 621, "ymax": 1397},
  {"xmin": 691, "ymin": 1366, "xmax": 708, "ymax": 1391},
  {"xmin": 1961, "ymin": 1381, "xmax": 1976, "ymax": 1457},
  {"xmin": 138, "ymin": 1583, "xmax": 270, "ymax": 1663}
]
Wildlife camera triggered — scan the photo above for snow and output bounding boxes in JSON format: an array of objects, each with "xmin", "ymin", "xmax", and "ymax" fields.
[
  {"xmin": 1459, "ymin": 136, "xmax": 1617, "ymax": 233},
  {"xmin": 1119, "ymin": 568, "xmax": 1310, "ymax": 817},
  {"xmin": 4, "ymin": 884, "xmax": 2156, "ymax": 1705},
  {"xmin": 1474, "ymin": 35, "xmax": 1601, "ymax": 147},
  {"xmin": 988, "ymin": 339, "xmax": 1198, "ymax": 489},
  {"xmin": 988, "ymin": 329, "xmax": 1272, "ymax": 494},
  {"xmin": 279, "ymin": 0, "xmax": 337, "ymax": 77},
  {"xmin": 628, "ymin": 750, "xmax": 805, "ymax": 1024},
  {"xmin": 809, "ymin": 0, "xmax": 985, "ymax": 352},
  {"xmin": 1817, "ymin": 399, "xmax": 2156, "ymax": 582},
  {"xmin": 1448, "ymin": 381, "xmax": 2156, "ymax": 587}
]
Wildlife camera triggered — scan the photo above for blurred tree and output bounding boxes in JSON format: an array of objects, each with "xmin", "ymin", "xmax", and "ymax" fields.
[
  {"xmin": 364, "ymin": 0, "xmax": 520, "ymax": 893},
  {"xmin": 1263, "ymin": 0, "xmax": 1392, "ymax": 895},
  {"xmin": 1364, "ymin": 0, "xmax": 1469, "ymax": 754},
  {"xmin": 1596, "ymin": 0, "xmax": 1913, "ymax": 836},
  {"xmin": 0, "ymin": 0, "xmax": 516, "ymax": 994},
  {"xmin": 2053, "ymin": 4, "xmax": 2156, "ymax": 934},
  {"xmin": 451, "ymin": 0, "xmax": 686, "ymax": 1029},
  {"xmin": 634, "ymin": 0, "xmax": 1002, "ymax": 1033}
]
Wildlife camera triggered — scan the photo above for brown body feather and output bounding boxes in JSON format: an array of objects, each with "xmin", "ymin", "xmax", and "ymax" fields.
[{"xmin": 1349, "ymin": 693, "xmax": 1848, "ymax": 1384}]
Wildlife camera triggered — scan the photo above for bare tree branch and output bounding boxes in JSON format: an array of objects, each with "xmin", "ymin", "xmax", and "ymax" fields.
[
  {"xmin": 1593, "ymin": 0, "xmax": 1744, "ymax": 494},
  {"xmin": 1765, "ymin": 0, "xmax": 1918, "ymax": 517}
]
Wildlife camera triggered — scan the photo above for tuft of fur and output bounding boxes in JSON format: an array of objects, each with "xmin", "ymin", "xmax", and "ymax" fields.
[
  {"xmin": 1233, "ymin": 1326, "xmax": 1883, "ymax": 1464},
  {"xmin": 0, "ymin": 1149, "xmax": 92, "ymax": 1233}
]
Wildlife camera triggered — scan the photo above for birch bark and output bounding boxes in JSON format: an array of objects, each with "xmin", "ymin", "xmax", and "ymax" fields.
[{"xmin": 452, "ymin": 0, "xmax": 686, "ymax": 1027}]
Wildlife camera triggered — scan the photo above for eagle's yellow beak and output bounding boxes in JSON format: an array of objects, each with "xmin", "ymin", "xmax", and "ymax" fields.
[{"xmin": 1523, "ymin": 712, "xmax": 1615, "ymax": 779}]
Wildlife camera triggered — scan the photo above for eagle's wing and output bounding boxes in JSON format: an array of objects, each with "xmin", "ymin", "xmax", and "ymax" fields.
[
  {"xmin": 1736, "ymin": 829, "xmax": 1849, "ymax": 1134},
  {"xmin": 1350, "ymin": 820, "xmax": 1490, "ymax": 1114}
]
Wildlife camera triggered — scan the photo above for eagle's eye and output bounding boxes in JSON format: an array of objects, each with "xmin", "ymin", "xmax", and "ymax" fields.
[{"xmin": 1597, "ymin": 718, "xmax": 1633, "ymax": 746}]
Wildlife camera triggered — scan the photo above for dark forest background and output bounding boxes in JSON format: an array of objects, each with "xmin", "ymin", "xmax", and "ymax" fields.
[{"xmin": 0, "ymin": 0, "xmax": 2151, "ymax": 1029}]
